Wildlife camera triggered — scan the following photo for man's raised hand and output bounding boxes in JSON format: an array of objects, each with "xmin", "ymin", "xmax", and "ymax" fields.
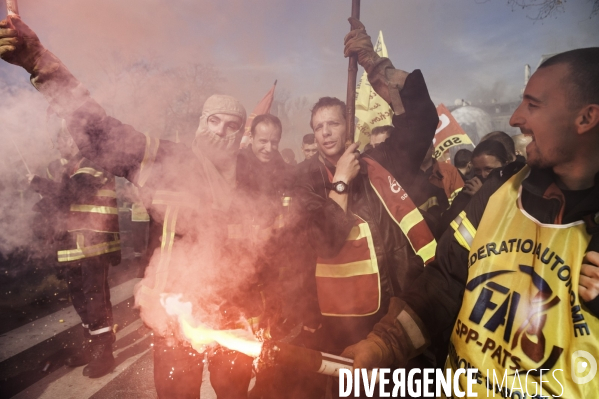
[
  {"xmin": 0, "ymin": 16, "xmax": 46, "ymax": 73},
  {"xmin": 463, "ymin": 176, "xmax": 483, "ymax": 196}
]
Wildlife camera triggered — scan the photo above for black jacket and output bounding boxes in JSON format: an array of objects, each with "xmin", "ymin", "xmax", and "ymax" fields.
[{"xmin": 293, "ymin": 70, "xmax": 439, "ymax": 352}]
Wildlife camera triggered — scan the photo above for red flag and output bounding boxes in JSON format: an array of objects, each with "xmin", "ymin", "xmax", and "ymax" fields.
[
  {"xmin": 433, "ymin": 104, "xmax": 473, "ymax": 159},
  {"xmin": 240, "ymin": 81, "xmax": 277, "ymax": 148}
]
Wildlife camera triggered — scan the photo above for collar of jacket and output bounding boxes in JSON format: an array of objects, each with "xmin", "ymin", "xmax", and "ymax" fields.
[{"xmin": 521, "ymin": 166, "xmax": 599, "ymax": 224}]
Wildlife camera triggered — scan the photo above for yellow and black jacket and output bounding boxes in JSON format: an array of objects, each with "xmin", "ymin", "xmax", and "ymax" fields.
[{"xmin": 31, "ymin": 155, "xmax": 121, "ymax": 265}]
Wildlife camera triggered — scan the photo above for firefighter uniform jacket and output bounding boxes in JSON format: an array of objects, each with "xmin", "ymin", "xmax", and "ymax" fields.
[
  {"xmin": 376, "ymin": 163, "xmax": 599, "ymax": 397},
  {"xmin": 293, "ymin": 69, "xmax": 439, "ymax": 353},
  {"xmin": 31, "ymin": 155, "xmax": 121, "ymax": 265}
]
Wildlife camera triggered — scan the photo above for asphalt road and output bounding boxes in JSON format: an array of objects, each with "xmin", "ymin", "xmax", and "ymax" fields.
[{"xmin": 0, "ymin": 259, "xmax": 219, "ymax": 399}]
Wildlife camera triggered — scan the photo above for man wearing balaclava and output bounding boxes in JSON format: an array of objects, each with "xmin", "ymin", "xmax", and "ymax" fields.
[{"xmin": 0, "ymin": 16, "xmax": 253, "ymax": 398}]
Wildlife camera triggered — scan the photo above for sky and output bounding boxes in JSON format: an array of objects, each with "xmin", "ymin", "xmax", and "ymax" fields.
[{"xmin": 0, "ymin": 0, "xmax": 598, "ymax": 152}]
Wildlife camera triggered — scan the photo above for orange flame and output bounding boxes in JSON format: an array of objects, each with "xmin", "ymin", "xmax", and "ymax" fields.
[{"xmin": 180, "ymin": 317, "xmax": 263, "ymax": 358}]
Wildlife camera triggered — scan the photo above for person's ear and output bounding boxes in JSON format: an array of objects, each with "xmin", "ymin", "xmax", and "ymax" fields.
[{"xmin": 575, "ymin": 104, "xmax": 599, "ymax": 135}]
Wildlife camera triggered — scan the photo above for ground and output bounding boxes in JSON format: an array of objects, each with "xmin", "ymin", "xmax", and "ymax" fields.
[{"xmin": 0, "ymin": 258, "xmax": 220, "ymax": 399}]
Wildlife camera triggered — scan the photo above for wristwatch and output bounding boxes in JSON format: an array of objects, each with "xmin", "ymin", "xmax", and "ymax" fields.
[{"xmin": 330, "ymin": 181, "xmax": 349, "ymax": 194}]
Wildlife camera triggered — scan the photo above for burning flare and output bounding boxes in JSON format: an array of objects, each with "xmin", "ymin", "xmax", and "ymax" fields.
[
  {"xmin": 180, "ymin": 318, "xmax": 263, "ymax": 357},
  {"xmin": 161, "ymin": 293, "xmax": 263, "ymax": 357}
]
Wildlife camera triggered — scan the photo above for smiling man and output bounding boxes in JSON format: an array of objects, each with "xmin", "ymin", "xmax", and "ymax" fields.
[
  {"xmin": 249, "ymin": 113, "xmax": 282, "ymax": 163},
  {"xmin": 344, "ymin": 48, "xmax": 599, "ymax": 398}
]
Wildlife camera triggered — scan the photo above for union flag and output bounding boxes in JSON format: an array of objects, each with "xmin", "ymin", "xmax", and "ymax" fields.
[{"xmin": 240, "ymin": 81, "xmax": 277, "ymax": 148}]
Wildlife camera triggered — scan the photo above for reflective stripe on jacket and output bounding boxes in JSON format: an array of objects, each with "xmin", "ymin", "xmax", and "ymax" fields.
[{"xmin": 67, "ymin": 159, "xmax": 119, "ymax": 234}]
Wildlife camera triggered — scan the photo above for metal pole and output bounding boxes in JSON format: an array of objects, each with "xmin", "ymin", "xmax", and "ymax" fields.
[
  {"xmin": 11, "ymin": 138, "xmax": 32, "ymax": 175},
  {"xmin": 6, "ymin": 0, "xmax": 19, "ymax": 16},
  {"xmin": 346, "ymin": 0, "xmax": 361, "ymax": 143}
]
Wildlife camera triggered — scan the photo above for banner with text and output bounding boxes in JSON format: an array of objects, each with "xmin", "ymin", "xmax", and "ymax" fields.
[
  {"xmin": 354, "ymin": 31, "xmax": 393, "ymax": 150},
  {"xmin": 433, "ymin": 103, "xmax": 473, "ymax": 159}
]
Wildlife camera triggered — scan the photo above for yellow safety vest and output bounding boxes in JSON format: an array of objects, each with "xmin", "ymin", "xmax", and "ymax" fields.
[
  {"xmin": 315, "ymin": 158, "xmax": 436, "ymax": 317},
  {"xmin": 447, "ymin": 167, "xmax": 599, "ymax": 398},
  {"xmin": 316, "ymin": 217, "xmax": 382, "ymax": 317}
]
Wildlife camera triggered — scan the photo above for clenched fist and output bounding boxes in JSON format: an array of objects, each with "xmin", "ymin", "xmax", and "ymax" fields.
[{"xmin": 343, "ymin": 17, "xmax": 380, "ymax": 74}]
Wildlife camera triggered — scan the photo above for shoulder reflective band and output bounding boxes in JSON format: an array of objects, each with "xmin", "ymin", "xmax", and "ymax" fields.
[
  {"xmin": 138, "ymin": 135, "xmax": 160, "ymax": 187},
  {"xmin": 362, "ymin": 157, "xmax": 437, "ymax": 265},
  {"xmin": 70, "ymin": 205, "xmax": 119, "ymax": 215},
  {"xmin": 71, "ymin": 167, "xmax": 104, "ymax": 178},
  {"xmin": 57, "ymin": 240, "xmax": 121, "ymax": 262},
  {"xmin": 451, "ymin": 210, "xmax": 476, "ymax": 251},
  {"xmin": 449, "ymin": 187, "xmax": 462, "ymax": 205}
]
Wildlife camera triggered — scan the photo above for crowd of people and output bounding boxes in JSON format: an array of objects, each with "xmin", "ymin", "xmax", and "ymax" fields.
[{"xmin": 0, "ymin": 13, "xmax": 598, "ymax": 399}]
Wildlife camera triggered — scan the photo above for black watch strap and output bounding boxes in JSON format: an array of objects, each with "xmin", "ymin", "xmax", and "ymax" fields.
[{"xmin": 330, "ymin": 181, "xmax": 349, "ymax": 194}]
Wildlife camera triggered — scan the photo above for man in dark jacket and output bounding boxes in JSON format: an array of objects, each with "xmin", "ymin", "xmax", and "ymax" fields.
[
  {"xmin": 29, "ymin": 124, "xmax": 120, "ymax": 378},
  {"xmin": 343, "ymin": 48, "xmax": 599, "ymax": 398},
  {"xmin": 293, "ymin": 18, "xmax": 439, "ymax": 368}
]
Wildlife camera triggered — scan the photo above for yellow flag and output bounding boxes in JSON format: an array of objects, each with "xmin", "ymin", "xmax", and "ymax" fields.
[{"xmin": 354, "ymin": 31, "xmax": 393, "ymax": 149}]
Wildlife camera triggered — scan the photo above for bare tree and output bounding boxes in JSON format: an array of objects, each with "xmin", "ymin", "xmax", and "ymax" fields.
[
  {"xmin": 270, "ymin": 88, "xmax": 312, "ymax": 153},
  {"xmin": 477, "ymin": 0, "xmax": 598, "ymax": 20}
]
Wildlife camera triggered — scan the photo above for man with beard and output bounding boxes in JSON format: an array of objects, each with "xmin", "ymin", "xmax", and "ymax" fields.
[
  {"xmin": 0, "ymin": 16, "xmax": 258, "ymax": 399},
  {"xmin": 343, "ymin": 48, "xmax": 599, "ymax": 398}
]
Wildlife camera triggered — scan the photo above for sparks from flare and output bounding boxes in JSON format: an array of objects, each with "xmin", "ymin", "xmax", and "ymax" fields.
[{"xmin": 161, "ymin": 293, "xmax": 263, "ymax": 358}]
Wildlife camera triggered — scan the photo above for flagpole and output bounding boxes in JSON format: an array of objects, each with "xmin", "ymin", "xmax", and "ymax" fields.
[
  {"xmin": 11, "ymin": 138, "xmax": 32, "ymax": 175},
  {"xmin": 346, "ymin": 0, "xmax": 360, "ymax": 143},
  {"xmin": 6, "ymin": 0, "xmax": 19, "ymax": 16}
]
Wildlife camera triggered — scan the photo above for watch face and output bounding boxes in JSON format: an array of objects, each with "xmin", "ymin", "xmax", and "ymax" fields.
[{"xmin": 335, "ymin": 183, "xmax": 345, "ymax": 193}]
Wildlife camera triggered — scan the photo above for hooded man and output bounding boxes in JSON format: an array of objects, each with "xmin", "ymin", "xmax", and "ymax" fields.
[{"xmin": 0, "ymin": 16, "xmax": 258, "ymax": 399}]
